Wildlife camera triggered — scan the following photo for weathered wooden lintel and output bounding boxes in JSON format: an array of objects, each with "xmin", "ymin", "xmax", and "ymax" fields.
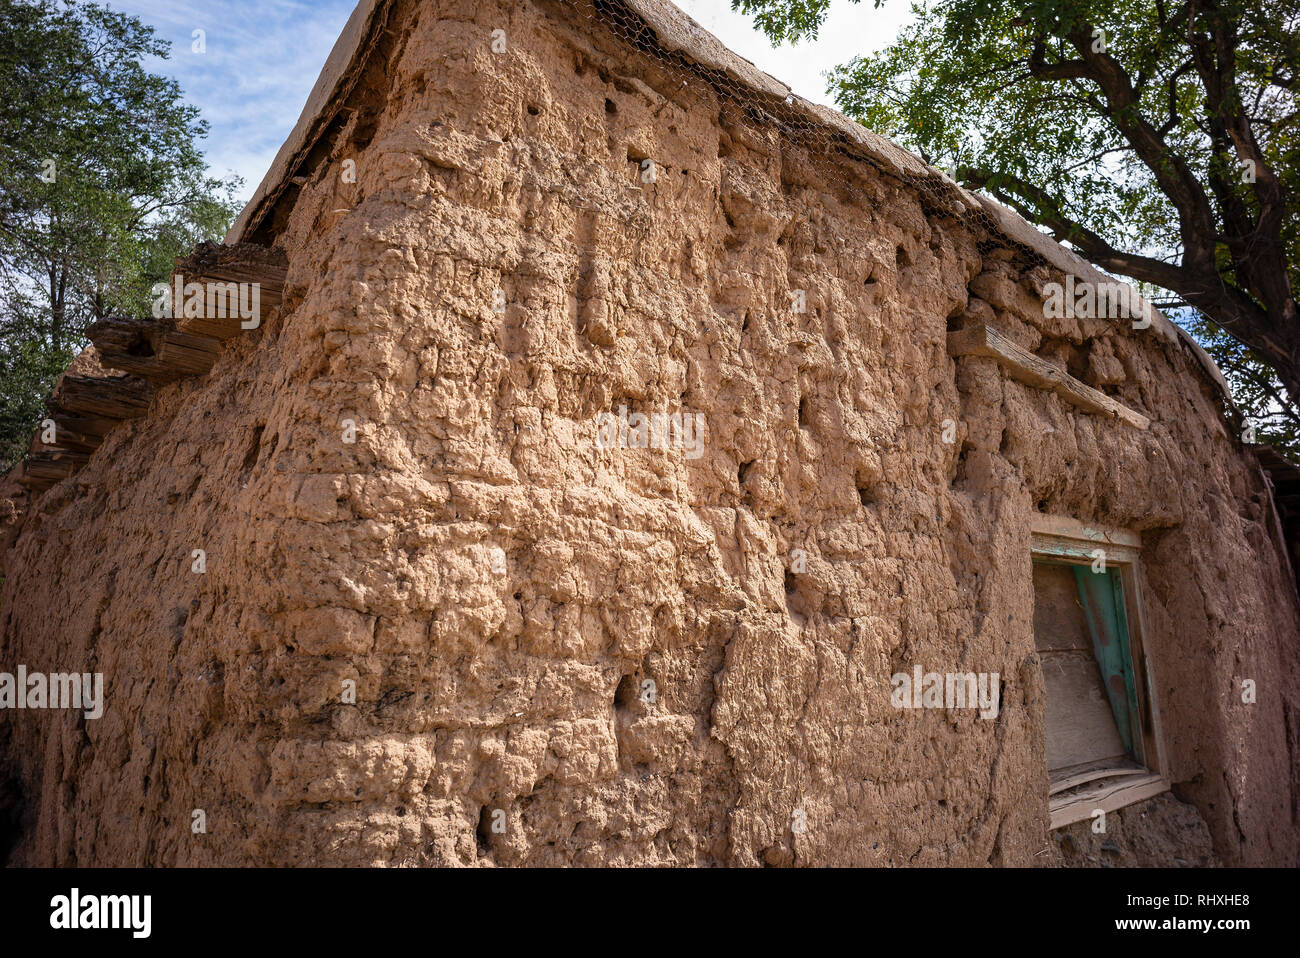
[
  {"xmin": 1031, "ymin": 513, "xmax": 1142, "ymax": 564},
  {"xmin": 948, "ymin": 324, "xmax": 1151, "ymax": 430}
]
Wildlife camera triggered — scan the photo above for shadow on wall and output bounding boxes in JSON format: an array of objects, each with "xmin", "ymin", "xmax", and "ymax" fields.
[{"xmin": 0, "ymin": 767, "xmax": 23, "ymax": 865}]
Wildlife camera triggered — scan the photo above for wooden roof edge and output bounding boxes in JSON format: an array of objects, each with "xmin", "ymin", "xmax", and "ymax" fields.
[{"xmin": 225, "ymin": 0, "xmax": 388, "ymax": 243}]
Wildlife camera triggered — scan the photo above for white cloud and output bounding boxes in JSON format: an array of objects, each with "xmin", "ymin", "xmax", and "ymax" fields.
[
  {"xmin": 676, "ymin": 0, "xmax": 913, "ymax": 106},
  {"xmin": 106, "ymin": 0, "xmax": 355, "ymax": 200}
]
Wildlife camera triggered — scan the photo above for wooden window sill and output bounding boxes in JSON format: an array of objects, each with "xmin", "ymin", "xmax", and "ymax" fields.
[{"xmin": 1049, "ymin": 770, "xmax": 1170, "ymax": 830}]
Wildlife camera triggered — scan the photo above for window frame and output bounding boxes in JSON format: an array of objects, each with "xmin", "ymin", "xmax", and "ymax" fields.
[{"xmin": 1030, "ymin": 513, "xmax": 1170, "ymax": 829}]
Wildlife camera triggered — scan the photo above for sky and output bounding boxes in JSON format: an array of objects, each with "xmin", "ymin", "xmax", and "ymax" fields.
[{"xmin": 105, "ymin": 0, "xmax": 914, "ymax": 204}]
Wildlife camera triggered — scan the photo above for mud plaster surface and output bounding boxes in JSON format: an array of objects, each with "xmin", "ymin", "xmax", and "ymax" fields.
[{"xmin": 1, "ymin": 0, "xmax": 1297, "ymax": 866}]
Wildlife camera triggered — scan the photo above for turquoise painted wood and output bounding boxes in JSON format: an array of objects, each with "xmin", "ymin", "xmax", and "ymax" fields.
[{"xmin": 1073, "ymin": 565, "xmax": 1142, "ymax": 762}]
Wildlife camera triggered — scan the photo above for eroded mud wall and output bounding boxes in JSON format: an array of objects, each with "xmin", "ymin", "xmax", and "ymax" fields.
[{"xmin": 1, "ymin": 0, "xmax": 1296, "ymax": 866}]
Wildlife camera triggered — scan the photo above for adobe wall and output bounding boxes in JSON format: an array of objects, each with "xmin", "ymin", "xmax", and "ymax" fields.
[{"xmin": 1, "ymin": 0, "xmax": 1296, "ymax": 866}]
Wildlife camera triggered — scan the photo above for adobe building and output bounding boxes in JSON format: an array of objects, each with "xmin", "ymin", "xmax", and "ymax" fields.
[{"xmin": 1, "ymin": 0, "xmax": 1297, "ymax": 866}]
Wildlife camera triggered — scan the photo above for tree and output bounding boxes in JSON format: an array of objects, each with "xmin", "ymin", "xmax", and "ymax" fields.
[
  {"xmin": 1174, "ymin": 307, "xmax": 1300, "ymax": 457},
  {"xmin": 734, "ymin": 0, "xmax": 1298, "ymax": 450},
  {"xmin": 0, "ymin": 0, "xmax": 241, "ymax": 467}
]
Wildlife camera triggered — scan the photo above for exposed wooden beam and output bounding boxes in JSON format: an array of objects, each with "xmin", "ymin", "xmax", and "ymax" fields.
[
  {"xmin": 15, "ymin": 470, "xmax": 57, "ymax": 492},
  {"xmin": 53, "ymin": 374, "xmax": 153, "ymax": 421},
  {"xmin": 27, "ymin": 425, "xmax": 102, "ymax": 455},
  {"xmin": 16, "ymin": 449, "xmax": 90, "ymax": 489},
  {"xmin": 45, "ymin": 410, "xmax": 119, "ymax": 440},
  {"xmin": 948, "ymin": 324, "xmax": 1151, "ymax": 430},
  {"xmin": 171, "ymin": 241, "xmax": 288, "ymax": 340},
  {"xmin": 88, "ymin": 315, "xmax": 172, "ymax": 382},
  {"xmin": 157, "ymin": 330, "xmax": 222, "ymax": 377},
  {"xmin": 20, "ymin": 240, "xmax": 287, "ymax": 498}
]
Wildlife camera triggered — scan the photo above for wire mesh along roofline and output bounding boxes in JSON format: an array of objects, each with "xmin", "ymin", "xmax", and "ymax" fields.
[{"xmin": 224, "ymin": 0, "xmax": 1232, "ymax": 407}]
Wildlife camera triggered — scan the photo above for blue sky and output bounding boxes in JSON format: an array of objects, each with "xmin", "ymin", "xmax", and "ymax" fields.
[
  {"xmin": 106, "ymin": 0, "xmax": 911, "ymax": 204},
  {"xmin": 106, "ymin": 0, "xmax": 358, "ymax": 199}
]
